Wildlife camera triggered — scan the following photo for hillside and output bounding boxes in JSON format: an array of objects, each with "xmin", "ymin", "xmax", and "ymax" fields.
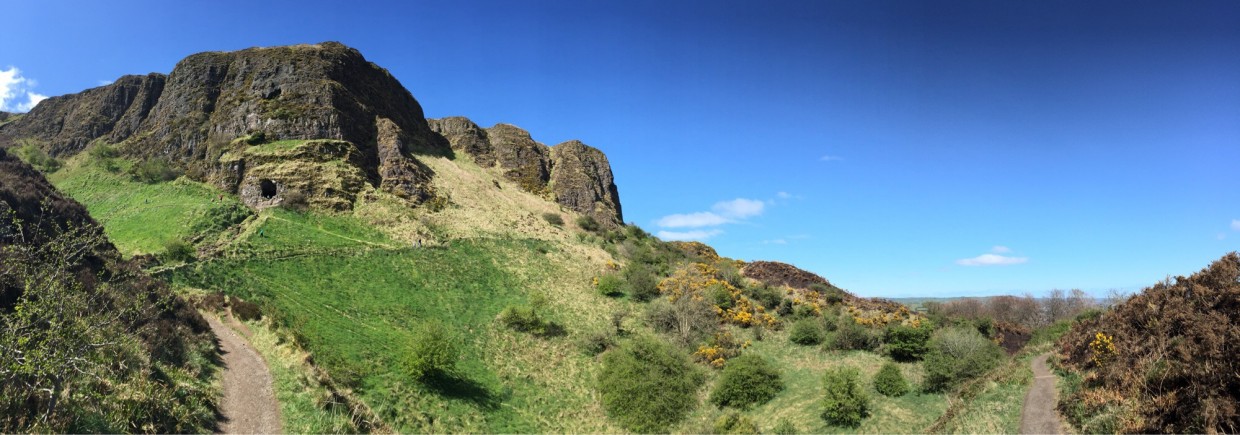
[
  {"xmin": 4, "ymin": 42, "xmax": 1006, "ymax": 434},
  {"xmin": 0, "ymin": 148, "xmax": 218, "ymax": 433}
]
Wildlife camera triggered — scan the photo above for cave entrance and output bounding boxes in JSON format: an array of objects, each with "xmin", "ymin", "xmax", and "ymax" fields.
[{"xmin": 260, "ymin": 179, "xmax": 277, "ymax": 199}]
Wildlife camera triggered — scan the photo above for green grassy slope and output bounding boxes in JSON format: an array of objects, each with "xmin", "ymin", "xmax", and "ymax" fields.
[{"xmin": 47, "ymin": 156, "xmax": 242, "ymax": 256}]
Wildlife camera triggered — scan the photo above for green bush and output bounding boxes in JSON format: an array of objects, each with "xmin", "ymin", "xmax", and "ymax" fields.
[
  {"xmin": 883, "ymin": 323, "xmax": 932, "ymax": 361},
  {"xmin": 497, "ymin": 292, "xmax": 561, "ymax": 336},
  {"xmin": 709, "ymin": 354, "xmax": 784, "ymax": 409},
  {"xmin": 873, "ymin": 362, "xmax": 909, "ymax": 397},
  {"xmin": 576, "ymin": 215, "xmax": 601, "ymax": 232},
  {"xmin": 744, "ymin": 283, "xmax": 783, "ymax": 310},
  {"xmin": 708, "ymin": 283, "xmax": 735, "ymax": 309},
  {"xmin": 623, "ymin": 263, "xmax": 659, "ymax": 302},
  {"xmin": 596, "ymin": 273, "xmax": 624, "ymax": 297},
  {"xmin": 541, "ymin": 212, "xmax": 565, "ymax": 226},
  {"xmin": 188, "ymin": 202, "xmax": 252, "ymax": 236},
  {"xmin": 13, "ymin": 143, "xmax": 62, "ymax": 172},
  {"xmin": 827, "ymin": 316, "xmax": 879, "ymax": 351},
  {"xmin": 403, "ymin": 320, "xmax": 460, "ymax": 381},
  {"xmin": 598, "ymin": 336, "xmax": 704, "ymax": 433},
  {"xmin": 713, "ymin": 411, "xmax": 759, "ymax": 434},
  {"xmin": 771, "ymin": 418, "xmax": 798, "ymax": 434},
  {"xmin": 922, "ymin": 327, "xmax": 1004, "ymax": 391},
  {"xmin": 821, "ymin": 367, "xmax": 870, "ymax": 427},
  {"xmin": 811, "ymin": 283, "xmax": 848, "ymax": 305},
  {"xmin": 789, "ymin": 318, "xmax": 825, "ymax": 345},
  {"xmin": 231, "ymin": 298, "xmax": 262, "ymax": 321},
  {"xmin": 131, "ymin": 158, "xmax": 180, "ymax": 183},
  {"xmin": 162, "ymin": 239, "xmax": 195, "ymax": 263}
]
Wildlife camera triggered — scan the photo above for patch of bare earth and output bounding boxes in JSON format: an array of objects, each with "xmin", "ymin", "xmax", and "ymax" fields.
[{"xmin": 207, "ymin": 313, "xmax": 282, "ymax": 434}]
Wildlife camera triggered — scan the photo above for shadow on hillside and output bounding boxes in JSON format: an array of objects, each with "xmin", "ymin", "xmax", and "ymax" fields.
[{"xmin": 424, "ymin": 372, "xmax": 501, "ymax": 410}]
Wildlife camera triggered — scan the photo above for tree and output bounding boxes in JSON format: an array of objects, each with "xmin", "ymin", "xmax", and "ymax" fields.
[
  {"xmin": 598, "ymin": 336, "xmax": 703, "ymax": 432},
  {"xmin": 821, "ymin": 367, "xmax": 870, "ymax": 427},
  {"xmin": 709, "ymin": 354, "xmax": 784, "ymax": 409},
  {"xmin": 922, "ymin": 327, "xmax": 1004, "ymax": 391},
  {"xmin": 883, "ymin": 323, "xmax": 931, "ymax": 361}
]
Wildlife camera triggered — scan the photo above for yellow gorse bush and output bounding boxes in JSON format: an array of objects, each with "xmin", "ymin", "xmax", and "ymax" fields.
[
  {"xmin": 659, "ymin": 261, "xmax": 779, "ymax": 328},
  {"xmin": 1090, "ymin": 331, "xmax": 1116, "ymax": 367},
  {"xmin": 693, "ymin": 330, "xmax": 750, "ymax": 368}
]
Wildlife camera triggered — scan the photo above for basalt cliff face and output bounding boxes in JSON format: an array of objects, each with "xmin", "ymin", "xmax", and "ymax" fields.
[
  {"xmin": 429, "ymin": 117, "xmax": 623, "ymax": 226},
  {"xmin": 0, "ymin": 42, "xmax": 623, "ymax": 223}
]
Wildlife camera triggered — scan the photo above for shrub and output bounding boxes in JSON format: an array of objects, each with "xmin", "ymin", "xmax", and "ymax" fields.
[
  {"xmin": 645, "ymin": 296, "xmax": 718, "ymax": 348},
  {"xmin": 131, "ymin": 158, "xmax": 180, "ymax": 183},
  {"xmin": 541, "ymin": 212, "xmax": 564, "ymax": 226},
  {"xmin": 821, "ymin": 367, "xmax": 870, "ymax": 427},
  {"xmin": 281, "ymin": 189, "xmax": 310, "ymax": 212},
  {"xmin": 623, "ymin": 263, "xmax": 659, "ymax": 302},
  {"xmin": 596, "ymin": 273, "xmax": 624, "ymax": 297},
  {"xmin": 788, "ymin": 318, "xmax": 825, "ymax": 345},
  {"xmin": 13, "ymin": 142, "xmax": 61, "ymax": 172},
  {"xmin": 231, "ymin": 298, "xmax": 262, "ymax": 321},
  {"xmin": 709, "ymin": 354, "xmax": 784, "ymax": 409},
  {"xmin": 873, "ymin": 362, "xmax": 909, "ymax": 396},
  {"xmin": 162, "ymin": 239, "xmax": 195, "ymax": 263},
  {"xmin": 713, "ymin": 412, "xmax": 760, "ymax": 434},
  {"xmin": 498, "ymin": 292, "xmax": 561, "ymax": 336},
  {"xmin": 708, "ymin": 283, "xmax": 735, "ymax": 309},
  {"xmin": 744, "ymin": 283, "xmax": 784, "ymax": 310},
  {"xmin": 922, "ymin": 327, "xmax": 1004, "ymax": 391},
  {"xmin": 578, "ymin": 328, "xmax": 616, "ymax": 356},
  {"xmin": 827, "ymin": 316, "xmax": 879, "ymax": 351},
  {"xmin": 771, "ymin": 418, "xmax": 798, "ymax": 434},
  {"xmin": 188, "ymin": 202, "xmax": 252, "ymax": 236},
  {"xmin": 576, "ymin": 215, "xmax": 601, "ymax": 232},
  {"xmin": 403, "ymin": 320, "xmax": 460, "ymax": 381},
  {"xmin": 598, "ymin": 336, "xmax": 704, "ymax": 433},
  {"xmin": 883, "ymin": 323, "xmax": 932, "ymax": 361}
]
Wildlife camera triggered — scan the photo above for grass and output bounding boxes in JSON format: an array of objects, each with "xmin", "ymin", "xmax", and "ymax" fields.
[
  {"xmin": 676, "ymin": 327, "xmax": 948, "ymax": 434},
  {"xmin": 46, "ymin": 155, "xmax": 243, "ymax": 256},
  {"xmin": 172, "ymin": 236, "xmax": 617, "ymax": 433}
]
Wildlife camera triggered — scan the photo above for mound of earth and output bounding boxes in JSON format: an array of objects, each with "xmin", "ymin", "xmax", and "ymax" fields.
[
  {"xmin": 741, "ymin": 260, "xmax": 905, "ymax": 313},
  {"xmin": 1057, "ymin": 252, "xmax": 1240, "ymax": 433}
]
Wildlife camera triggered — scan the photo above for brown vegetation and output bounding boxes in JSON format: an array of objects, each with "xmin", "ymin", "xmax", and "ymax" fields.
[{"xmin": 1057, "ymin": 252, "xmax": 1240, "ymax": 433}]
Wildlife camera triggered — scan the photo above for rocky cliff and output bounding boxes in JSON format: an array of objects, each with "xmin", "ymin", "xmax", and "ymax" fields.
[
  {"xmin": 0, "ymin": 42, "xmax": 447, "ymax": 209},
  {"xmin": 429, "ymin": 116, "xmax": 623, "ymax": 226},
  {"xmin": 0, "ymin": 42, "xmax": 623, "ymax": 224}
]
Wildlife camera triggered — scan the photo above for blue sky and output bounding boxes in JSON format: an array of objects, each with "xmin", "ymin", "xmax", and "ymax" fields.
[{"xmin": 3, "ymin": 0, "xmax": 1238, "ymax": 297}]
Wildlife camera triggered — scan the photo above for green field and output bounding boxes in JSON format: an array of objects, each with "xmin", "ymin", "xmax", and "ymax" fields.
[{"xmin": 47, "ymin": 155, "xmax": 242, "ymax": 256}]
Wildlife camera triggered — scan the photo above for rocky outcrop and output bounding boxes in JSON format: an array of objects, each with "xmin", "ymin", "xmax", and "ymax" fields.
[
  {"xmin": 0, "ymin": 74, "xmax": 165, "ymax": 155},
  {"xmin": 429, "ymin": 117, "xmax": 623, "ymax": 226},
  {"xmin": 0, "ymin": 42, "xmax": 447, "ymax": 209},
  {"xmin": 549, "ymin": 140, "xmax": 622, "ymax": 226},
  {"xmin": 218, "ymin": 139, "xmax": 369, "ymax": 211}
]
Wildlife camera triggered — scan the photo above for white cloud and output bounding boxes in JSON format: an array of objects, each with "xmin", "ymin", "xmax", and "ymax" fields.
[
  {"xmin": 1218, "ymin": 233, "xmax": 1227, "ymax": 241},
  {"xmin": 97, "ymin": 79, "xmax": 113, "ymax": 86},
  {"xmin": 820, "ymin": 155, "xmax": 843, "ymax": 162},
  {"xmin": 1232, "ymin": 219, "xmax": 1240, "ymax": 231},
  {"xmin": 657, "ymin": 229, "xmax": 723, "ymax": 241},
  {"xmin": 991, "ymin": 245, "xmax": 1011, "ymax": 253},
  {"xmin": 763, "ymin": 239, "xmax": 788, "ymax": 245},
  {"xmin": 656, "ymin": 212, "xmax": 729, "ymax": 228},
  {"xmin": 776, "ymin": 191, "xmax": 792, "ymax": 199},
  {"xmin": 712, "ymin": 198, "xmax": 765, "ymax": 219},
  {"xmin": 956, "ymin": 253, "xmax": 1028, "ymax": 266},
  {"xmin": 655, "ymin": 197, "xmax": 766, "ymax": 229},
  {"xmin": 0, "ymin": 67, "xmax": 46, "ymax": 113},
  {"xmin": 16, "ymin": 92, "xmax": 46, "ymax": 112}
]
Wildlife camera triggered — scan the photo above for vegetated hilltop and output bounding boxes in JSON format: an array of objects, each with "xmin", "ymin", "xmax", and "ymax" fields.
[
  {"xmin": 0, "ymin": 42, "xmax": 621, "ymax": 225},
  {"xmin": 1056, "ymin": 252, "xmax": 1240, "ymax": 434},
  {"xmin": 0, "ymin": 148, "xmax": 217, "ymax": 433},
  {"xmin": 2, "ymin": 42, "xmax": 948, "ymax": 434}
]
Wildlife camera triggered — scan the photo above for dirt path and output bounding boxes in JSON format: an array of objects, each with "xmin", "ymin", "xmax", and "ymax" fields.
[
  {"xmin": 207, "ymin": 314, "xmax": 282, "ymax": 434},
  {"xmin": 1020, "ymin": 352, "xmax": 1063, "ymax": 434}
]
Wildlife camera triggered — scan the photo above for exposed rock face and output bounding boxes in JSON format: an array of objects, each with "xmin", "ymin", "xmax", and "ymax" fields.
[
  {"xmin": 219, "ymin": 140, "xmax": 369, "ymax": 210},
  {"xmin": 549, "ymin": 140, "xmax": 623, "ymax": 226},
  {"xmin": 429, "ymin": 117, "xmax": 623, "ymax": 226},
  {"xmin": 0, "ymin": 42, "xmax": 447, "ymax": 209},
  {"xmin": 0, "ymin": 74, "xmax": 165, "ymax": 155}
]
